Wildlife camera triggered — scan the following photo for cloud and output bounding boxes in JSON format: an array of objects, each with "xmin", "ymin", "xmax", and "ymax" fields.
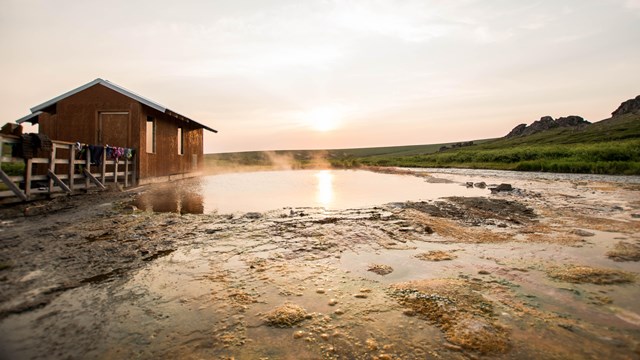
[
  {"xmin": 327, "ymin": 1, "xmax": 457, "ymax": 43},
  {"xmin": 626, "ymin": 0, "xmax": 640, "ymax": 8},
  {"xmin": 473, "ymin": 25, "xmax": 514, "ymax": 43}
]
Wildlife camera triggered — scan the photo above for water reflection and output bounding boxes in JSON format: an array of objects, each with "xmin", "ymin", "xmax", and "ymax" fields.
[
  {"xmin": 135, "ymin": 170, "xmax": 489, "ymax": 214},
  {"xmin": 315, "ymin": 170, "xmax": 334, "ymax": 207},
  {"xmin": 134, "ymin": 182, "xmax": 204, "ymax": 214}
]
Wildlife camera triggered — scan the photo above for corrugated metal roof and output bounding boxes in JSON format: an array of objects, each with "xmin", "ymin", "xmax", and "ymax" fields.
[{"xmin": 18, "ymin": 78, "xmax": 217, "ymax": 133}]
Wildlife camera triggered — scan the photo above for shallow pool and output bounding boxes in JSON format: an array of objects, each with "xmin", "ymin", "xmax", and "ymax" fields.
[{"xmin": 135, "ymin": 169, "xmax": 488, "ymax": 214}]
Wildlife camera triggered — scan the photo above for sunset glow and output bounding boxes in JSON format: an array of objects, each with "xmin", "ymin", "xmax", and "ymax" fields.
[
  {"xmin": 1, "ymin": 1, "xmax": 638, "ymax": 153},
  {"xmin": 305, "ymin": 106, "xmax": 344, "ymax": 132}
]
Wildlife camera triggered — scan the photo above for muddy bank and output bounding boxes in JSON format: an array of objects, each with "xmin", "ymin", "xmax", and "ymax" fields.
[{"xmin": 0, "ymin": 169, "xmax": 639, "ymax": 359}]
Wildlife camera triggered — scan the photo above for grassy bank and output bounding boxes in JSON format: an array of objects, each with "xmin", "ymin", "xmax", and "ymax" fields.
[{"xmin": 352, "ymin": 139, "xmax": 640, "ymax": 175}]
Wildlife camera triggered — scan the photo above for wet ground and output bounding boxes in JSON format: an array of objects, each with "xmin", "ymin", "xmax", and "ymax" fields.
[{"xmin": 0, "ymin": 168, "xmax": 639, "ymax": 359}]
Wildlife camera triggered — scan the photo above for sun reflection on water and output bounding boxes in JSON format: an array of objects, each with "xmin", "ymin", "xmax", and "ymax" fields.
[{"xmin": 315, "ymin": 170, "xmax": 334, "ymax": 207}]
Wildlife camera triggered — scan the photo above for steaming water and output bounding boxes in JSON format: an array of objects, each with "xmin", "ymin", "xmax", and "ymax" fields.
[{"xmin": 135, "ymin": 169, "xmax": 488, "ymax": 214}]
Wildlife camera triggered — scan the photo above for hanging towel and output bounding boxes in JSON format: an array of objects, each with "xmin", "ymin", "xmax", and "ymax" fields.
[{"xmin": 88, "ymin": 145, "xmax": 104, "ymax": 166}]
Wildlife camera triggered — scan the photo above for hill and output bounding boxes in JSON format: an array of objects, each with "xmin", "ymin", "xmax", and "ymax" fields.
[{"xmin": 353, "ymin": 96, "xmax": 640, "ymax": 175}]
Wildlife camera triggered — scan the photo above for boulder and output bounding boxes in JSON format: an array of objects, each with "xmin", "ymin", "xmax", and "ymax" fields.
[
  {"xmin": 555, "ymin": 115, "xmax": 590, "ymax": 127},
  {"xmin": 489, "ymin": 183, "xmax": 513, "ymax": 193},
  {"xmin": 505, "ymin": 123, "xmax": 527, "ymax": 138},
  {"xmin": 474, "ymin": 182, "xmax": 487, "ymax": 189},
  {"xmin": 505, "ymin": 115, "xmax": 591, "ymax": 138},
  {"xmin": 521, "ymin": 116, "xmax": 557, "ymax": 136},
  {"xmin": 612, "ymin": 95, "xmax": 640, "ymax": 117}
]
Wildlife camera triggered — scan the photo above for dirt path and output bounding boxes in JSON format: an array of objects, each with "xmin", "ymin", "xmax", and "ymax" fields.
[{"xmin": 0, "ymin": 170, "xmax": 639, "ymax": 359}]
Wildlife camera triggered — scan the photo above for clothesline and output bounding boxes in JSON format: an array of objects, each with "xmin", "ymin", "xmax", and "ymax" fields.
[{"xmin": 75, "ymin": 143, "xmax": 136, "ymax": 166}]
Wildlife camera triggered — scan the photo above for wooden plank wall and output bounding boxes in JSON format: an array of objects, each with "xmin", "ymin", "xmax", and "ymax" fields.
[{"xmin": 0, "ymin": 134, "xmax": 137, "ymax": 204}]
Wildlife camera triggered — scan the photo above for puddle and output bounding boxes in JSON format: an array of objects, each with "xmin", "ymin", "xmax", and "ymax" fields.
[{"xmin": 134, "ymin": 169, "xmax": 488, "ymax": 214}]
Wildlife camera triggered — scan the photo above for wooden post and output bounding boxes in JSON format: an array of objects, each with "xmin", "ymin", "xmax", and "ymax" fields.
[
  {"xmin": 101, "ymin": 148, "xmax": 106, "ymax": 184},
  {"xmin": 48, "ymin": 146, "xmax": 57, "ymax": 195},
  {"xmin": 124, "ymin": 156, "xmax": 129, "ymax": 187},
  {"xmin": 85, "ymin": 146, "xmax": 91, "ymax": 190},
  {"xmin": 131, "ymin": 149, "xmax": 137, "ymax": 186},
  {"xmin": 83, "ymin": 168, "xmax": 106, "ymax": 189},
  {"xmin": 48, "ymin": 169, "xmax": 71, "ymax": 193},
  {"xmin": 68, "ymin": 145, "xmax": 75, "ymax": 192},
  {"xmin": 24, "ymin": 158, "xmax": 32, "ymax": 198},
  {"xmin": 114, "ymin": 160, "xmax": 118, "ymax": 184}
]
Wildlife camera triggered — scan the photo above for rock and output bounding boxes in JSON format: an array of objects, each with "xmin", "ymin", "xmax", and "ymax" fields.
[
  {"xmin": 505, "ymin": 115, "xmax": 590, "ymax": 138},
  {"xmin": 328, "ymin": 299, "xmax": 338, "ymax": 306},
  {"xmin": 263, "ymin": 303, "xmax": 308, "ymax": 327},
  {"xmin": 23, "ymin": 205, "xmax": 47, "ymax": 217},
  {"xmin": 506, "ymin": 123, "xmax": 527, "ymax": 137},
  {"xmin": 316, "ymin": 288, "xmax": 326, "ymax": 294},
  {"xmin": 478, "ymin": 270, "xmax": 491, "ymax": 275},
  {"xmin": 403, "ymin": 309, "xmax": 416, "ymax": 316},
  {"xmin": 555, "ymin": 115, "xmax": 589, "ymax": 127},
  {"xmin": 122, "ymin": 205, "xmax": 137, "ymax": 213},
  {"xmin": 497, "ymin": 223, "xmax": 507, "ymax": 228},
  {"xmin": 631, "ymin": 213, "xmax": 640, "ymax": 219},
  {"xmin": 244, "ymin": 212, "xmax": 262, "ymax": 219},
  {"xmin": 367, "ymin": 264, "xmax": 393, "ymax": 275},
  {"xmin": 474, "ymin": 182, "xmax": 487, "ymax": 189},
  {"xmin": 490, "ymin": 184, "xmax": 513, "ymax": 193},
  {"xmin": 365, "ymin": 338, "xmax": 379, "ymax": 351},
  {"xmin": 612, "ymin": 95, "xmax": 640, "ymax": 117},
  {"xmin": 443, "ymin": 342, "xmax": 463, "ymax": 352},
  {"xmin": 334, "ymin": 309, "xmax": 344, "ymax": 315},
  {"xmin": 522, "ymin": 116, "xmax": 557, "ymax": 136},
  {"xmin": 571, "ymin": 229, "xmax": 595, "ymax": 237},
  {"xmin": 466, "ymin": 182, "xmax": 474, "ymax": 188},
  {"xmin": 354, "ymin": 293, "xmax": 368, "ymax": 299}
]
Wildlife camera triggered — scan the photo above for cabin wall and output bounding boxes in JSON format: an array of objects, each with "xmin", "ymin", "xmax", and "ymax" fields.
[
  {"xmin": 39, "ymin": 85, "xmax": 142, "ymax": 147},
  {"xmin": 139, "ymin": 106, "xmax": 203, "ymax": 179}
]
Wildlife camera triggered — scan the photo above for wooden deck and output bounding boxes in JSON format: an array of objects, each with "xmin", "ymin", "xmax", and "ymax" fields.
[{"xmin": 0, "ymin": 134, "xmax": 137, "ymax": 204}]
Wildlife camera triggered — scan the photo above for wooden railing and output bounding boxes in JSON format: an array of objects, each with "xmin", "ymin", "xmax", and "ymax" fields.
[{"xmin": 0, "ymin": 134, "xmax": 137, "ymax": 204}]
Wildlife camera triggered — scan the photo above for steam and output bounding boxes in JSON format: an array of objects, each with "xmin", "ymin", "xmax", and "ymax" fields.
[
  {"xmin": 264, "ymin": 151, "xmax": 296, "ymax": 170},
  {"xmin": 203, "ymin": 150, "xmax": 333, "ymax": 174}
]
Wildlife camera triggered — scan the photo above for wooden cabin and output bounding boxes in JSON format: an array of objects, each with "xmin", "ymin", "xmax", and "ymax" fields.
[{"xmin": 16, "ymin": 78, "xmax": 217, "ymax": 185}]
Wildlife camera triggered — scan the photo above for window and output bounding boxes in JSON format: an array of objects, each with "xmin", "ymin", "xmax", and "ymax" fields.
[
  {"xmin": 177, "ymin": 127, "xmax": 184, "ymax": 155},
  {"xmin": 146, "ymin": 116, "xmax": 156, "ymax": 153}
]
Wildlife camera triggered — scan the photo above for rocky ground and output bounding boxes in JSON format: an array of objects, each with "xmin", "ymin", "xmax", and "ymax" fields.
[{"xmin": 0, "ymin": 169, "xmax": 639, "ymax": 359}]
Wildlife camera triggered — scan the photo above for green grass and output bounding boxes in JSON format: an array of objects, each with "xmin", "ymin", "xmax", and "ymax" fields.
[
  {"xmin": 357, "ymin": 139, "xmax": 640, "ymax": 175},
  {"xmin": 1, "ymin": 162, "xmax": 24, "ymax": 176}
]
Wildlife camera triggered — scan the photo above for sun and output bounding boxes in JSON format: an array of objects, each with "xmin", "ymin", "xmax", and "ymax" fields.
[{"xmin": 305, "ymin": 106, "xmax": 343, "ymax": 132}]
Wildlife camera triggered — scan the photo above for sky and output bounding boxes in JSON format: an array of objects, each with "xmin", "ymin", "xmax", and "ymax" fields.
[{"xmin": 1, "ymin": 0, "xmax": 639, "ymax": 153}]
